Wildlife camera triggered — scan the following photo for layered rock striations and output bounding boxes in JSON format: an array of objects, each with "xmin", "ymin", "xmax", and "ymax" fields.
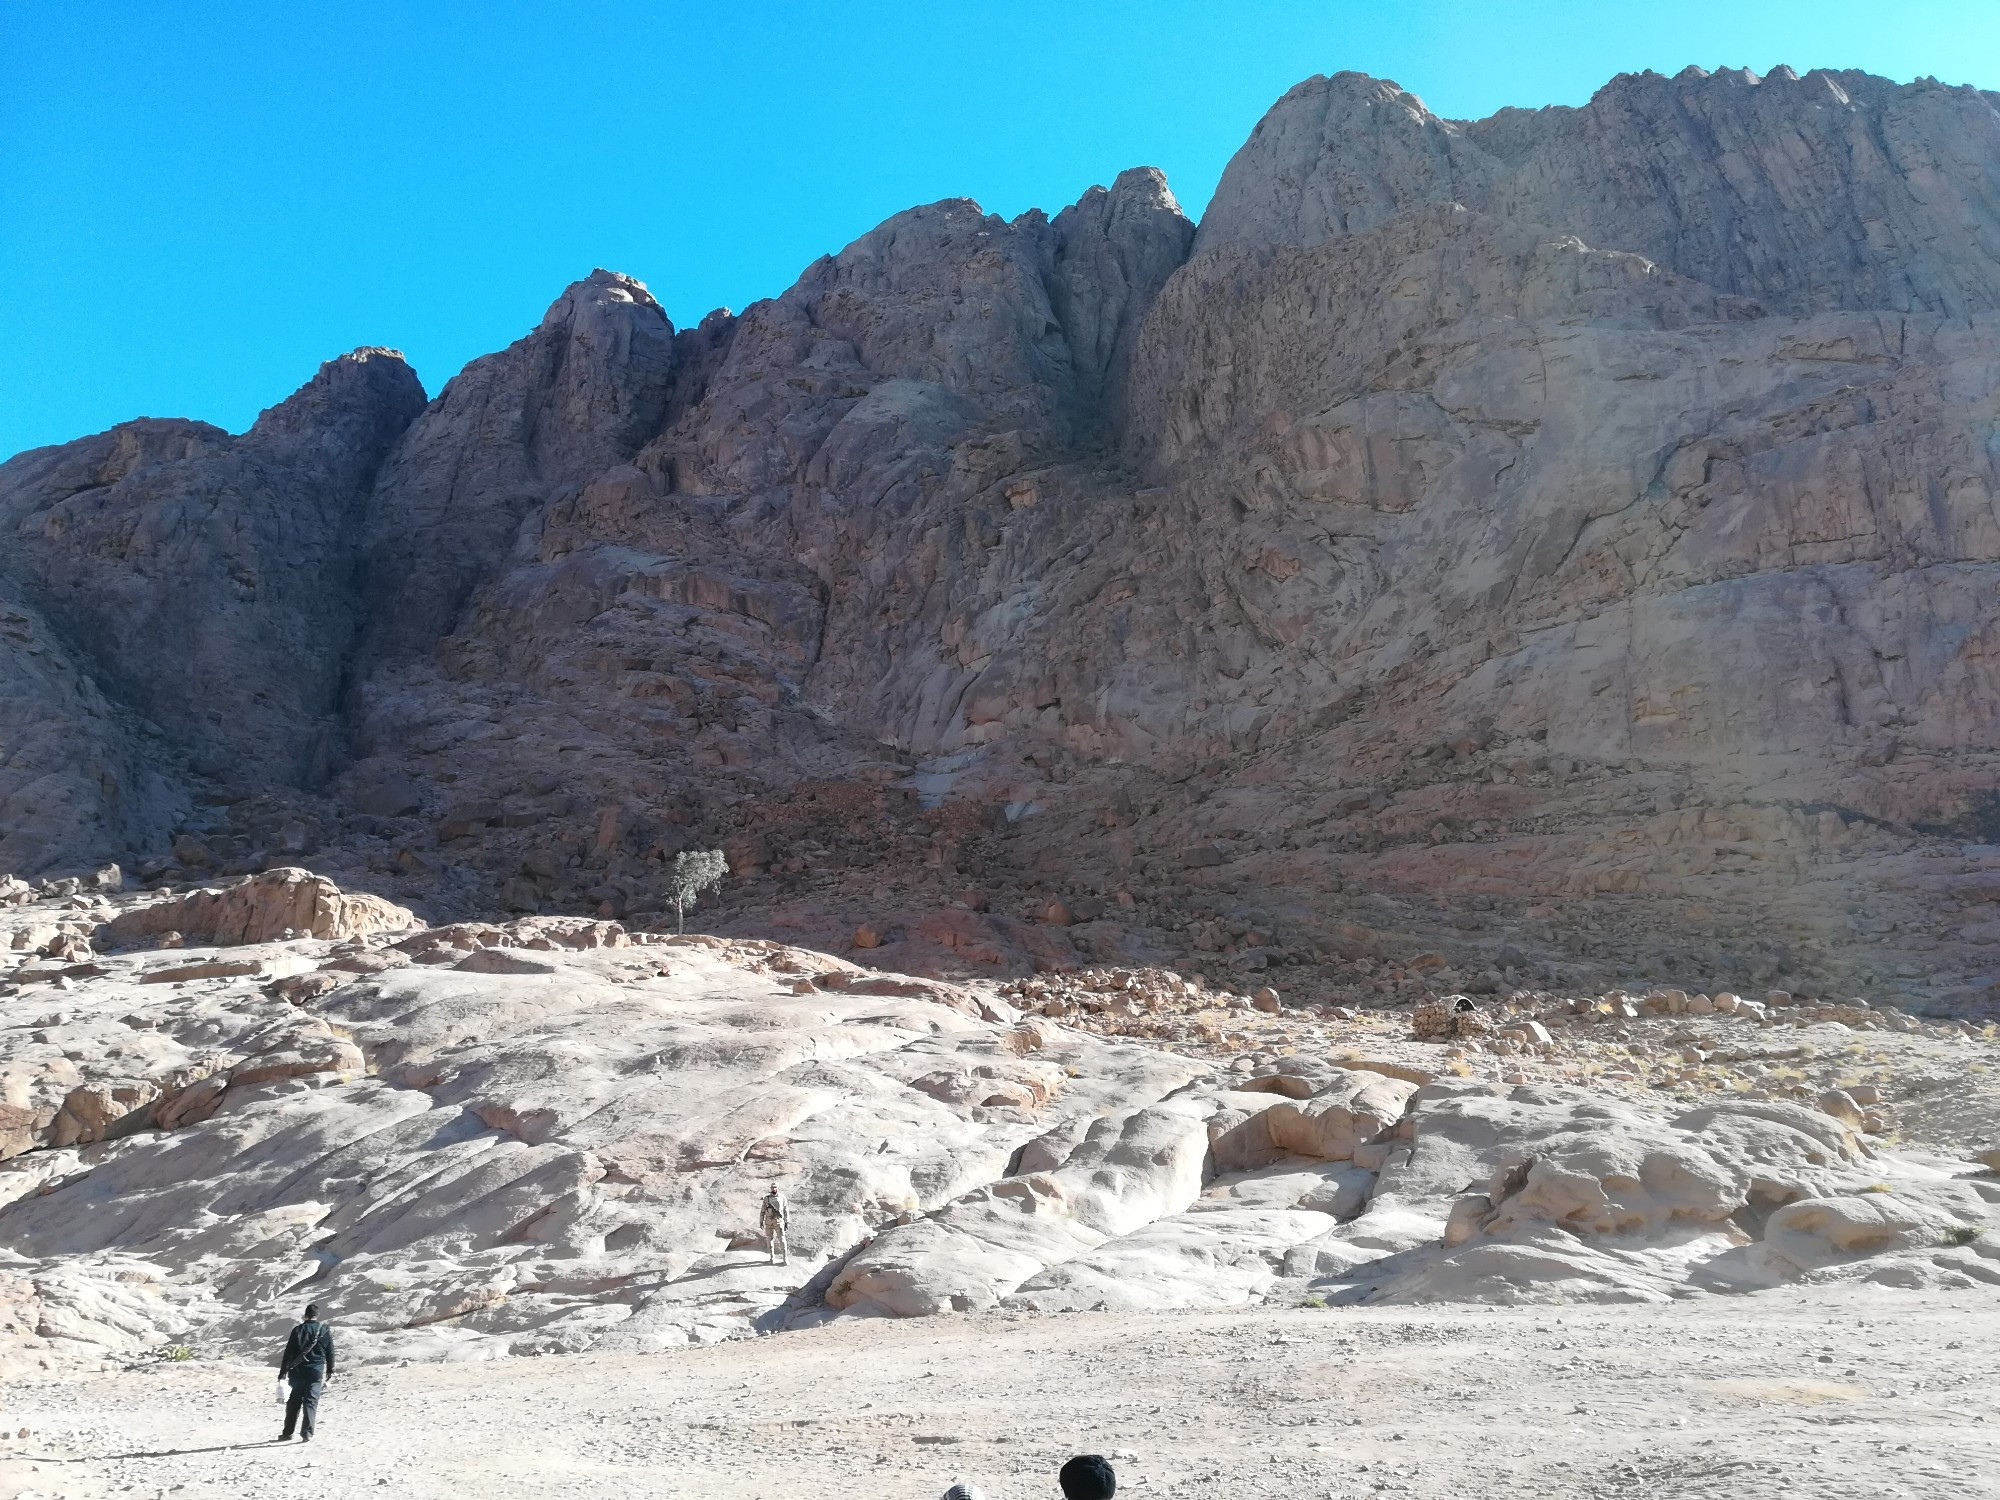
[{"xmin": 7, "ymin": 66, "xmax": 2000, "ymax": 1012}]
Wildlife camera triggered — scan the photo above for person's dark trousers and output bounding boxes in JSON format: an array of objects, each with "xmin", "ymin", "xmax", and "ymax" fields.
[{"xmin": 281, "ymin": 1369, "xmax": 324, "ymax": 1440}]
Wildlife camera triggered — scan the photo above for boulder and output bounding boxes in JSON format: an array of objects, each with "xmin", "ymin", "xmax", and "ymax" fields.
[
  {"xmin": 1264, "ymin": 1072, "xmax": 1419, "ymax": 1161},
  {"xmin": 1763, "ymin": 1186, "xmax": 1997, "ymax": 1273},
  {"xmin": 102, "ymin": 869, "xmax": 417, "ymax": 949}
]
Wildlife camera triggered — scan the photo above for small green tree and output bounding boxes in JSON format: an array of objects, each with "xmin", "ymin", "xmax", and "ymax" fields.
[{"xmin": 667, "ymin": 848, "xmax": 729, "ymax": 934}]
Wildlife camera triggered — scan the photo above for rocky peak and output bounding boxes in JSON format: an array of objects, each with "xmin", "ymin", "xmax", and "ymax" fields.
[
  {"xmin": 248, "ymin": 346, "xmax": 424, "ymax": 435},
  {"xmin": 11, "ymin": 62, "xmax": 2000, "ymax": 1021},
  {"xmin": 794, "ymin": 199, "xmax": 1068, "ymax": 386},
  {"xmin": 0, "ymin": 352, "xmax": 434, "ymax": 820},
  {"xmin": 1491, "ymin": 63, "xmax": 2000, "ymax": 315},
  {"xmin": 523, "ymin": 268, "xmax": 679, "ymax": 473},
  {"xmin": 353, "ymin": 269, "xmax": 679, "ymax": 659},
  {"xmin": 0, "ymin": 419, "xmax": 231, "ymax": 531},
  {"xmin": 1047, "ymin": 166, "xmax": 1196, "ymax": 420},
  {"xmin": 1194, "ymin": 72, "xmax": 1494, "ymax": 255},
  {"xmin": 537, "ymin": 267, "xmax": 663, "ymax": 329},
  {"xmin": 1200, "ymin": 65, "xmax": 2000, "ymax": 318},
  {"xmin": 244, "ymin": 347, "xmax": 427, "ymax": 492}
]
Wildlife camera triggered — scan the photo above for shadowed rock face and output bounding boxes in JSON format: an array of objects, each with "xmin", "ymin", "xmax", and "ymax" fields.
[
  {"xmin": 357, "ymin": 269, "xmax": 681, "ymax": 663},
  {"xmin": 6, "ymin": 66, "xmax": 2000, "ymax": 1014},
  {"xmin": 0, "ymin": 353, "xmax": 424, "ymax": 773},
  {"xmin": 0, "ymin": 351, "xmax": 424, "ymax": 870},
  {"xmin": 0, "ymin": 589, "xmax": 178, "ymax": 876}
]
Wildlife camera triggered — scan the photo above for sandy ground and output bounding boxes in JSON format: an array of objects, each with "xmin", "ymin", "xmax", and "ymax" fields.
[{"xmin": 2, "ymin": 1289, "xmax": 1995, "ymax": 1500}]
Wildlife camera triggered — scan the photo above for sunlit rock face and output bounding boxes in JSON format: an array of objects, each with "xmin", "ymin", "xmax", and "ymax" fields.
[
  {"xmin": 3, "ymin": 878, "xmax": 1993, "ymax": 1366},
  {"xmin": 8, "ymin": 67, "xmax": 2000, "ymax": 1015}
]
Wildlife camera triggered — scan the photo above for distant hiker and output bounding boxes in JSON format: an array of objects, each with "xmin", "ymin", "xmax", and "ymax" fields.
[
  {"xmin": 277, "ymin": 1302, "xmax": 336, "ymax": 1442},
  {"xmin": 1060, "ymin": 1454, "xmax": 1117, "ymax": 1500},
  {"xmin": 760, "ymin": 1186, "xmax": 790, "ymax": 1265}
]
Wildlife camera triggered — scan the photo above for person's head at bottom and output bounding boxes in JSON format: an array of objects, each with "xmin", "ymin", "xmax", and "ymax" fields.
[
  {"xmin": 941, "ymin": 1485, "xmax": 984, "ymax": 1500},
  {"xmin": 303, "ymin": 1303, "xmax": 319, "ymax": 1321},
  {"xmin": 1060, "ymin": 1454, "xmax": 1116, "ymax": 1500}
]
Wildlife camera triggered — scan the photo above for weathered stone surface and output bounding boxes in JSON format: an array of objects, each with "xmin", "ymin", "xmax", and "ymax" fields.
[
  {"xmin": 10, "ymin": 63, "xmax": 2000, "ymax": 1022},
  {"xmin": 0, "ymin": 922, "xmax": 1214, "ymax": 1359},
  {"xmin": 1263, "ymin": 1071, "xmax": 1418, "ymax": 1161},
  {"xmin": 827, "ymin": 1097, "xmax": 1217, "ymax": 1317},
  {"xmin": 4, "ymin": 886, "xmax": 1998, "ymax": 1367},
  {"xmin": 102, "ymin": 869, "xmax": 416, "ymax": 949},
  {"xmin": 0, "ymin": 592, "xmax": 181, "ymax": 879},
  {"xmin": 0, "ymin": 352, "xmax": 424, "ymax": 870},
  {"xmin": 1199, "ymin": 67, "xmax": 2000, "ymax": 318},
  {"xmin": 355, "ymin": 270, "xmax": 680, "ymax": 663},
  {"xmin": 453, "ymin": 947, "xmax": 559, "ymax": 975}
]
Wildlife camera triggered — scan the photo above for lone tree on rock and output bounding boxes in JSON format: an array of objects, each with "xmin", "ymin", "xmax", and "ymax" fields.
[{"xmin": 667, "ymin": 848, "xmax": 728, "ymax": 934}]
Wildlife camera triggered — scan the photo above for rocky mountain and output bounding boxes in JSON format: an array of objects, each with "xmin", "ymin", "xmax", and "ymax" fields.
[{"xmin": 8, "ymin": 65, "xmax": 2000, "ymax": 1015}]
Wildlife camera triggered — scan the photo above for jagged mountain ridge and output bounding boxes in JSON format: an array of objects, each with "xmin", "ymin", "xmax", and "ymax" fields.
[
  {"xmin": 7, "ymin": 64, "xmax": 2000, "ymax": 1013},
  {"xmin": 1201, "ymin": 67, "xmax": 2000, "ymax": 316}
]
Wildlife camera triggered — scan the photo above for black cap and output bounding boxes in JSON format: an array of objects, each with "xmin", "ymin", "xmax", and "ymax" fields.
[{"xmin": 1060, "ymin": 1455, "xmax": 1116, "ymax": 1500}]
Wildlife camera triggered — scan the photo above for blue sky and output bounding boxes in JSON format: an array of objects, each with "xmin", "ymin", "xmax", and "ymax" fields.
[{"xmin": 3, "ymin": 1, "xmax": 1997, "ymax": 458}]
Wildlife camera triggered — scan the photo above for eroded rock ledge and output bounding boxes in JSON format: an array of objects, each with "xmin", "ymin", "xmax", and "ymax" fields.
[{"xmin": 2, "ymin": 873, "xmax": 1993, "ymax": 1373}]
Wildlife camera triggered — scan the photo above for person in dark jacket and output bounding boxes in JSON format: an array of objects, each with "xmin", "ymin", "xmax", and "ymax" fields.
[{"xmin": 277, "ymin": 1303, "xmax": 336, "ymax": 1442}]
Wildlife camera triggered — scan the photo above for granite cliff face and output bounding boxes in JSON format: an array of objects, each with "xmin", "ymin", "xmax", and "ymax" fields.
[
  {"xmin": 0, "ymin": 352, "xmax": 424, "ymax": 873},
  {"xmin": 7, "ymin": 65, "xmax": 2000, "ymax": 1013},
  {"xmin": 1199, "ymin": 67, "xmax": 2000, "ymax": 315}
]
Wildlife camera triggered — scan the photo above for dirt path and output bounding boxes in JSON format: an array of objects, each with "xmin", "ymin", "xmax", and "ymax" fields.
[{"xmin": 3, "ymin": 1288, "xmax": 1995, "ymax": 1500}]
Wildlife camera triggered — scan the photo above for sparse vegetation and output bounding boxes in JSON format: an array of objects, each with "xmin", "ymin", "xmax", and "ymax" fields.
[{"xmin": 666, "ymin": 849, "xmax": 729, "ymax": 934}]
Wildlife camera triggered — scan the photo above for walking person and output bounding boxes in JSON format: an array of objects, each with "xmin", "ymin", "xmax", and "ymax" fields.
[
  {"xmin": 277, "ymin": 1302, "xmax": 336, "ymax": 1442},
  {"xmin": 760, "ymin": 1186, "xmax": 790, "ymax": 1266}
]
